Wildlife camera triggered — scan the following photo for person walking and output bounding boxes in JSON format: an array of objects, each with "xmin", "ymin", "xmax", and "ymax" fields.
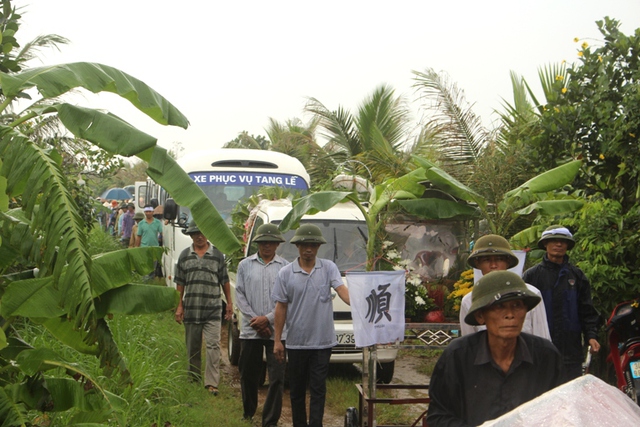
[
  {"xmin": 128, "ymin": 212, "xmax": 144, "ymax": 247},
  {"xmin": 120, "ymin": 203, "xmax": 135, "ymax": 247},
  {"xmin": 174, "ymin": 221, "xmax": 233, "ymax": 395},
  {"xmin": 459, "ymin": 234, "xmax": 551, "ymax": 340},
  {"xmin": 272, "ymin": 224, "xmax": 350, "ymax": 427},
  {"xmin": 523, "ymin": 225, "xmax": 601, "ymax": 381},
  {"xmin": 136, "ymin": 205, "xmax": 164, "ymax": 278},
  {"xmin": 135, "ymin": 205, "xmax": 163, "ymax": 247},
  {"xmin": 235, "ymin": 224, "xmax": 289, "ymax": 426}
]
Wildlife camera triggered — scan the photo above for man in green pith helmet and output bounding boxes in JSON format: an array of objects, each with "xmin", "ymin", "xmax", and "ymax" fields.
[
  {"xmin": 523, "ymin": 225, "xmax": 601, "ymax": 381},
  {"xmin": 272, "ymin": 224, "xmax": 350, "ymax": 427},
  {"xmin": 427, "ymin": 270, "xmax": 564, "ymax": 426},
  {"xmin": 459, "ymin": 234, "xmax": 550, "ymax": 340},
  {"xmin": 235, "ymin": 224, "xmax": 289, "ymax": 426}
]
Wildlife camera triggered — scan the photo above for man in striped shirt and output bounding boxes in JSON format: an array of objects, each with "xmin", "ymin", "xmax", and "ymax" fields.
[
  {"xmin": 174, "ymin": 221, "xmax": 233, "ymax": 396},
  {"xmin": 235, "ymin": 224, "xmax": 289, "ymax": 426}
]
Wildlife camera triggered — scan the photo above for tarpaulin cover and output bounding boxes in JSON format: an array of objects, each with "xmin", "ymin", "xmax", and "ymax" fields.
[{"xmin": 481, "ymin": 374, "xmax": 640, "ymax": 426}]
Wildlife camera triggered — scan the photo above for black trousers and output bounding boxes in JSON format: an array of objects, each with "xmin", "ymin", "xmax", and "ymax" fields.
[
  {"xmin": 239, "ymin": 339, "xmax": 286, "ymax": 427},
  {"xmin": 287, "ymin": 348, "xmax": 332, "ymax": 427}
]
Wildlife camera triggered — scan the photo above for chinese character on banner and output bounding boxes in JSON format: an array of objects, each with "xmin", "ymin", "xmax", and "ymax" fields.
[{"xmin": 346, "ymin": 270, "xmax": 406, "ymax": 348}]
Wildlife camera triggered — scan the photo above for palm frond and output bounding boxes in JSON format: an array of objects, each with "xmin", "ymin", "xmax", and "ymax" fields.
[
  {"xmin": 412, "ymin": 68, "xmax": 488, "ymax": 180},
  {"xmin": 305, "ymin": 97, "xmax": 361, "ymax": 157}
]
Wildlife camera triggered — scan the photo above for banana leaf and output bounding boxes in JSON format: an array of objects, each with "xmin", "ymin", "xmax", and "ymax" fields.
[
  {"xmin": 506, "ymin": 159, "xmax": 582, "ymax": 198},
  {"xmin": 397, "ymin": 198, "xmax": 481, "ymax": 219},
  {"xmin": 279, "ymin": 191, "xmax": 353, "ymax": 232},
  {"xmin": 0, "ymin": 62, "xmax": 188, "ymax": 127}
]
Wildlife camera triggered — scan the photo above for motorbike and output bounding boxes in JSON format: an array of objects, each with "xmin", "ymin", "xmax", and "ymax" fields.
[{"xmin": 606, "ymin": 298, "xmax": 640, "ymax": 405}]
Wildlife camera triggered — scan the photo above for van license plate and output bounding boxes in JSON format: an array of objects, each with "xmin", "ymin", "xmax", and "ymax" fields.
[
  {"xmin": 336, "ymin": 333, "xmax": 355, "ymax": 344},
  {"xmin": 631, "ymin": 360, "xmax": 640, "ymax": 379}
]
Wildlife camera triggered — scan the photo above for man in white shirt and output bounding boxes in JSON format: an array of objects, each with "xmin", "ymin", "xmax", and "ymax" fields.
[{"xmin": 459, "ymin": 234, "xmax": 551, "ymax": 340}]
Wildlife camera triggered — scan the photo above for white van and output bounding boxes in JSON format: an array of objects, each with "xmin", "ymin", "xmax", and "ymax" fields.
[{"xmin": 227, "ymin": 199, "xmax": 398, "ymax": 383}]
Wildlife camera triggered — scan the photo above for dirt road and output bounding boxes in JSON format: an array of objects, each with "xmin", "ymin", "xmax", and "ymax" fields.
[{"xmin": 220, "ymin": 325, "xmax": 430, "ymax": 427}]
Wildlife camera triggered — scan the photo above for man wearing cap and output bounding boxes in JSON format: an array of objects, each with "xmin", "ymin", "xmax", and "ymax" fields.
[
  {"xmin": 459, "ymin": 235, "xmax": 550, "ymax": 340},
  {"xmin": 235, "ymin": 224, "xmax": 289, "ymax": 426},
  {"xmin": 136, "ymin": 205, "xmax": 163, "ymax": 248},
  {"xmin": 272, "ymin": 224, "xmax": 350, "ymax": 427},
  {"xmin": 523, "ymin": 225, "xmax": 601, "ymax": 381},
  {"xmin": 174, "ymin": 222, "xmax": 233, "ymax": 396},
  {"xmin": 120, "ymin": 203, "xmax": 136, "ymax": 247},
  {"xmin": 136, "ymin": 205, "xmax": 164, "ymax": 277},
  {"xmin": 128, "ymin": 212, "xmax": 144, "ymax": 248},
  {"xmin": 427, "ymin": 271, "xmax": 564, "ymax": 427}
]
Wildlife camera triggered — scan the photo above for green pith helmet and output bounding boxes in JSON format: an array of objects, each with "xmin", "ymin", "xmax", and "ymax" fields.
[
  {"xmin": 253, "ymin": 223, "xmax": 285, "ymax": 243},
  {"xmin": 133, "ymin": 212, "xmax": 144, "ymax": 220},
  {"xmin": 467, "ymin": 234, "xmax": 519, "ymax": 269},
  {"xmin": 537, "ymin": 225, "xmax": 575, "ymax": 250},
  {"xmin": 290, "ymin": 224, "xmax": 326, "ymax": 244},
  {"xmin": 464, "ymin": 270, "xmax": 541, "ymax": 326},
  {"xmin": 183, "ymin": 221, "xmax": 201, "ymax": 235}
]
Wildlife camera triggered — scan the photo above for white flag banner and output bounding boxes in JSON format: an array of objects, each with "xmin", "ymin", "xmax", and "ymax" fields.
[{"xmin": 346, "ymin": 271, "xmax": 406, "ymax": 348}]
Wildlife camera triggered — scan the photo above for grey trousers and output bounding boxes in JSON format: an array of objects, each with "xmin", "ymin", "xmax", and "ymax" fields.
[{"xmin": 185, "ymin": 319, "xmax": 221, "ymax": 388}]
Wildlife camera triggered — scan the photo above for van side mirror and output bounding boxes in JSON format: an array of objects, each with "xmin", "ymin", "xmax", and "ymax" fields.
[{"xmin": 164, "ymin": 198, "xmax": 177, "ymax": 220}]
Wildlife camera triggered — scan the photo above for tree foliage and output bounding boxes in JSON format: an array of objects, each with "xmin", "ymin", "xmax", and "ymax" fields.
[
  {"xmin": 0, "ymin": 1, "xmax": 238, "ymax": 424},
  {"xmin": 522, "ymin": 17, "xmax": 640, "ymax": 312}
]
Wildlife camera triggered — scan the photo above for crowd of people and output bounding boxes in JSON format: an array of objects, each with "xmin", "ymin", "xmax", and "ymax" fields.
[{"xmin": 102, "ymin": 196, "xmax": 602, "ymax": 427}]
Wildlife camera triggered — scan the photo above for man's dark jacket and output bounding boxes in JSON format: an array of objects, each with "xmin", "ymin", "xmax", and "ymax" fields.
[{"xmin": 523, "ymin": 254, "xmax": 600, "ymax": 364}]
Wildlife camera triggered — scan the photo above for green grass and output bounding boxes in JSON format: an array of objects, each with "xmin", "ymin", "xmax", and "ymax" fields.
[
  {"xmin": 17, "ymin": 315, "xmax": 444, "ymax": 426},
  {"xmin": 18, "ymin": 312, "xmax": 251, "ymax": 426}
]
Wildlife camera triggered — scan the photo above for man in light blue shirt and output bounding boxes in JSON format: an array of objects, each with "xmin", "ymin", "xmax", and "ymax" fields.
[
  {"xmin": 273, "ymin": 224, "xmax": 350, "ymax": 427},
  {"xmin": 235, "ymin": 224, "xmax": 289, "ymax": 426}
]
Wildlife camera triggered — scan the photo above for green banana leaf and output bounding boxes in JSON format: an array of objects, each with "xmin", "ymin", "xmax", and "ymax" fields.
[
  {"xmin": 369, "ymin": 169, "xmax": 426, "ymax": 216},
  {"xmin": 143, "ymin": 146, "xmax": 242, "ymax": 254},
  {"xmin": 397, "ymin": 198, "xmax": 481, "ymax": 220},
  {"xmin": 412, "ymin": 155, "xmax": 487, "ymax": 209},
  {"xmin": 0, "ymin": 62, "xmax": 188, "ymax": 127},
  {"xmin": 279, "ymin": 191, "xmax": 353, "ymax": 232},
  {"xmin": 94, "ymin": 284, "xmax": 179, "ymax": 317},
  {"xmin": 506, "ymin": 159, "xmax": 582, "ymax": 198},
  {"xmin": 510, "ymin": 225, "xmax": 546, "ymax": 249},
  {"xmin": 515, "ymin": 199, "xmax": 585, "ymax": 216},
  {"xmin": 90, "ymin": 247, "xmax": 163, "ymax": 296}
]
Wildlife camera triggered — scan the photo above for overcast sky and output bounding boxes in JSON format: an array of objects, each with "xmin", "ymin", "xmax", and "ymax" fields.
[{"xmin": 14, "ymin": 0, "xmax": 640, "ymax": 157}]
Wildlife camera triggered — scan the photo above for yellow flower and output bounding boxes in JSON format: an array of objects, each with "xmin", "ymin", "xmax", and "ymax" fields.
[
  {"xmin": 599, "ymin": 154, "xmax": 605, "ymax": 160},
  {"xmin": 598, "ymin": 55, "xmax": 603, "ymax": 62},
  {"xmin": 578, "ymin": 51, "xmax": 584, "ymax": 57},
  {"xmin": 574, "ymin": 37, "xmax": 579, "ymax": 43},
  {"xmin": 554, "ymin": 107, "xmax": 560, "ymax": 113},
  {"xmin": 555, "ymin": 75, "xmax": 564, "ymax": 81},
  {"xmin": 561, "ymin": 87, "xmax": 568, "ymax": 94},
  {"xmin": 582, "ymin": 42, "xmax": 589, "ymax": 49},
  {"xmin": 630, "ymin": 133, "xmax": 636, "ymax": 138}
]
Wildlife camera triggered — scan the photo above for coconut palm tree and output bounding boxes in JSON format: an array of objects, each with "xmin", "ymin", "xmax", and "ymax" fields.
[{"xmin": 305, "ymin": 84, "xmax": 424, "ymax": 184}]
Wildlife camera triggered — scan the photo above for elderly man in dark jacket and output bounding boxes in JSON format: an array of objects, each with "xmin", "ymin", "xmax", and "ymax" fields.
[
  {"xmin": 427, "ymin": 271, "xmax": 564, "ymax": 427},
  {"xmin": 523, "ymin": 225, "xmax": 601, "ymax": 381}
]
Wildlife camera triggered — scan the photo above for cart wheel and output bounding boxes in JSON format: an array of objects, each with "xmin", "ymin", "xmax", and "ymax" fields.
[{"xmin": 344, "ymin": 407, "xmax": 358, "ymax": 427}]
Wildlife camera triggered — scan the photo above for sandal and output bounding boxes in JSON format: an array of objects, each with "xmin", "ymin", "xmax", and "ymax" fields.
[{"xmin": 206, "ymin": 386, "xmax": 219, "ymax": 396}]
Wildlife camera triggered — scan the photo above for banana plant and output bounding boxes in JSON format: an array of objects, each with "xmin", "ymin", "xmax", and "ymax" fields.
[
  {"xmin": 0, "ymin": 2, "xmax": 240, "ymax": 424},
  {"xmin": 412, "ymin": 155, "xmax": 585, "ymax": 243},
  {"xmin": 279, "ymin": 167, "xmax": 479, "ymax": 270}
]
